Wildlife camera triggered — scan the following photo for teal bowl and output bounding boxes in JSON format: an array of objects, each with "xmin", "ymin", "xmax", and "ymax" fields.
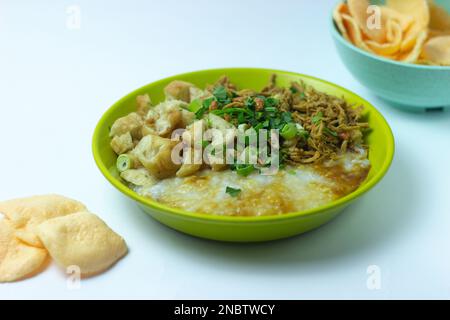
[{"xmin": 330, "ymin": 0, "xmax": 450, "ymax": 110}]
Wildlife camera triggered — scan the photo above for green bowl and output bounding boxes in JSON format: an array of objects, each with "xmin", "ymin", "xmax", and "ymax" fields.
[
  {"xmin": 330, "ymin": 0, "xmax": 450, "ymax": 110},
  {"xmin": 92, "ymin": 68, "xmax": 394, "ymax": 242}
]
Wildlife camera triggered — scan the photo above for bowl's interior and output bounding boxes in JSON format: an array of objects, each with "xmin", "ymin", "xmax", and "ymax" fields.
[
  {"xmin": 93, "ymin": 68, "xmax": 394, "ymax": 221},
  {"xmin": 371, "ymin": 0, "xmax": 450, "ymax": 11},
  {"xmin": 334, "ymin": 0, "xmax": 450, "ymax": 22}
]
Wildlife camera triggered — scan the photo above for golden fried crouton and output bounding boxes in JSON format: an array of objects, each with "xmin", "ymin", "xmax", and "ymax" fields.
[
  {"xmin": 143, "ymin": 100, "xmax": 185, "ymax": 138},
  {"xmin": 136, "ymin": 94, "xmax": 152, "ymax": 117},
  {"xmin": 182, "ymin": 119, "xmax": 205, "ymax": 147},
  {"xmin": 164, "ymin": 80, "xmax": 193, "ymax": 102},
  {"xmin": 176, "ymin": 149, "xmax": 202, "ymax": 177},
  {"xmin": 207, "ymin": 113, "xmax": 234, "ymax": 130},
  {"xmin": 176, "ymin": 163, "xmax": 202, "ymax": 177},
  {"xmin": 189, "ymin": 86, "xmax": 206, "ymax": 102},
  {"xmin": 208, "ymin": 156, "xmax": 228, "ymax": 171},
  {"xmin": 110, "ymin": 132, "xmax": 133, "ymax": 155},
  {"xmin": 109, "ymin": 112, "xmax": 143, "ymax": 139},
  {"xmin": 132, "ymin": 134, "xmax": 180, "ymax": 179},
  {"xmin": 120, "ymin": 168, "xmax": 157, "ymax": 186},
  {"xmin": 141, "ymin": 124, "xmax": 157, "ymax": 137},
  {"xmin": 180, "ymin": 109, "xmax": 195, "ymax": 127},
  {"xmin": 154, "ymin": 109, "xmax": 181, "ymax": 137},
  {"xmin": 204, "ymin": 143, "xmax": 228, "ymax": 172}
]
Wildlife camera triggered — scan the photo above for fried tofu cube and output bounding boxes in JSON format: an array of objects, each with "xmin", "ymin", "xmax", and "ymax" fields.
[
  {"xmin": 180, "ymin": 109, "xmax": 195, "ymax": 127},
  {"xmin": 141, "ymin": 124, "xmax": 157, "ymax": 137},
  {"xmin": 176, "ymin": 149, "xmax": 202, "ymax": 177},
  {"xmin": 120, "ymin": 168, "xmax": 157, "ymax": 186},
  {"xmin": 144, "ymin": 100, "xmax": 185, "ymax": 137},
  {"xmin": 132, "ymin": 134, "xmax": 180, "ymax": 179},
  {"xmin": 182, "ymin": 120, "xmax": 205, "ymax": 147},
  {"xmin": 110, "ymin": 132, "xmax": 133, "ymax": 155},
  {"xmin": 189, "ymin": 86, "xmax": 206, "ymax": 102},
  {"xmin": 136, "ymin": 94, "xmax": 152, "ymax": 117},
  {"xmin": 164, "ymin": 80, "xmax": 193, "ymax": 102},
  {"xmin": 176, "ymin": 163, "xmax": 202, "ymax": 177},
  {"xmin": 109, "ymin": 112, "xmax": 143, "ymax": 139},
  {"xmin": 207, "ymin": 154, "xmax": 228, "ymax": 172}
]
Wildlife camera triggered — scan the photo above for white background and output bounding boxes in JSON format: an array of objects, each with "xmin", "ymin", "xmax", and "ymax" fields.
[{"xmin": 1, "ymin": 0, "xmax": 449, "ymax": 299}]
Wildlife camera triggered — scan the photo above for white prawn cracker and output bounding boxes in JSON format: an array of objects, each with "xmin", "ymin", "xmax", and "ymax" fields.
[
  {"xmin": 0, "ymin": 195, "xmax": 128, "ymax": 281},
  {"xmin": 0, "ymin": 219, "xmax": 47, "ymax": 282},
  {"xmin": 0, "ymin": 194, "xmax": 86, "ymax": 248},
  {"xmin": 37, "ymin": 211, "xmax": 128, "ymax": 276}
]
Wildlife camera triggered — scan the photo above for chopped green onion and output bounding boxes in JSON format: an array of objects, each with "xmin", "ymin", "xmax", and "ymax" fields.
[
  {"xmin": 212, "ymin": 108, "xmax": 253, "ymax": 117},
  {"xmin": 187, "ymin": 99, "xmax": 202, "ymax": 113},
  {"xmin": 245, "ymin": 97, "xmax": 255, "ymax": 109},
  {"xmin": 116, "ymin": 154, "xmax": 133, "ymax": 173},
  {"xmin": 297, "ymin": 129, "xmax": 309, "ymax": 140},
  {"xmin": 225, "ymin": 186, "xmax": 241, "ymax": 197},
  {"xmin": 264, "ymin": 97, "xmax": 278, "ymax": 109},
  {"xmin": 253, "ymin": 122, "xmax": 264, "ymax": 131},
  {"xmin": 203, "ymin": 97, "xmax": 215, "ymax": 108},
  {"xmin": 194, "ymin": 97, "xmax": 215, "ymax": 119},
  {"xmin": 264, "ymin": 106, "xmax": 277, "ymax": 113},
  {"xmin": 324, "ymin": 127, "xmax": 338, "ymax": 137},
  {"xmin": 312, "ymin": 112, "xmax": 323, "ymax": 125},
  {"xmin": 195, "ymin": 108, "xmax": 206, "ymax": 119},
  {"xmin": 280, "ymin": 123, "xmax": 297, "ymax": 140},
  {"xmin": 255, "ymin": 111, "xmax": 263, "ymax": 120},
  {"xmin": 281, "ymin": 112, "xmax": 293, "ymax": 123},
  {"xmin": 213, "ymin": 85, "xmax": 228, "ymax": 101},
  {"xmin": 269, "ymin": 117, "xmax": 283, "ymax": 129},
  {"xmin": 237, "ymin": 112, "xmax": 245, "ymax": 124},
  {"xmin": 236, "ymin": 164, "xmax": 254, "ymax": 177}
]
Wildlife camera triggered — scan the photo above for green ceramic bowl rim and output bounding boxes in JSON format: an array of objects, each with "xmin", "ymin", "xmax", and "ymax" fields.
[
  {"xmin": 92, "ymin": 68, "xmax": 395, "ymax": 223},
  {"xmin": 329, "ymin": 2, "xmax": 450, "ymax": 71}
]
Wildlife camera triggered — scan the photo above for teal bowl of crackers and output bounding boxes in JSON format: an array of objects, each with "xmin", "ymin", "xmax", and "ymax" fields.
[{"xmin": 331, "ymin": 0, "xmax": 450, "ymax": 110}]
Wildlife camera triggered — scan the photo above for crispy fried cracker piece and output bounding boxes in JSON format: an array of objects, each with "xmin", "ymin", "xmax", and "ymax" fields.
[
  {"xmin": 0, "ymin": 194, "xmax": 86, "ymax": 248},
  {"xmin": 0, "ymin": 219, "xmax": 47, "ymax": 282},
  {"xmin": 37, "ymin": 211, "xmax": 127, "ymax": 276}
]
